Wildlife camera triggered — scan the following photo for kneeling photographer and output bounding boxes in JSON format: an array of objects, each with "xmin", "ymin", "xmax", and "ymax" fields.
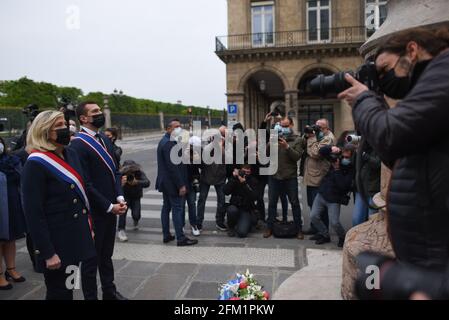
[
  {"xmin": 310, "ymin": 145, "xmax": 355, "ymax": 247},
  {"xmin": 223, "ymin": 165, "xmax": 259, "ymax": 238},
  {"xmin": 118, "ymin": 160, "xmax": 150, "ymax": 241},
  {"xmin": 337, "ymin": 27, "xmax": 449, "ymax": 271}
]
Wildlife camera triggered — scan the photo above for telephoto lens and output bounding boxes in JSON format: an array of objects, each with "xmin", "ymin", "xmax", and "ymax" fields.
[{"xmin": 346, "ymin": 135, "xmax": 362, "ymax": 144}]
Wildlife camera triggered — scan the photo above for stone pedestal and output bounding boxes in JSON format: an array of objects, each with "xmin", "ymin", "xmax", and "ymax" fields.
[{"xmin": 341, "ymin": 163, "xmax": 395, "ymax": 300}]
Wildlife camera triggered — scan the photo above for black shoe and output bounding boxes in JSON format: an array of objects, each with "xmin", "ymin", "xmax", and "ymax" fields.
[
  {"xmin": 227, "ymin": 229, "xmax": 236, "ymax": 237},
  {"xmin": 303, "ymin": 228, "xmax": 318, "ymax": 235},
  {"xmin": 177, "ymin": 238, "xmax": 198, "ymax": 246},
  {"xmin": 0, "ymin": 283, "xmax": 12, "ymax": 290},
  {"xmin": 338, "ymin": 237, "xmax": 346, "ymax": 248},
  {"xmin": 103, "ymin": 291, "xmax": 128, "ymax": 300},
  {"xmin": 197, "ymin": 224, "xmax": 203, "ymax": 231},
  {"xmin": 163, "ymin": 234, "xmax": 175, "ymax": 243},
  {"xmin": 282, "ymin": 218, "xmax": 288, "ymax": 223},
  {"xmin": 5, "ymin": 269, "xmax": 26, "ymax": 283},
  {"xmin": 216, "ymin": 222, "xmax": 227, "ymax": 231},
  {"xmin": 309, "ymin": 234, "xmax": 323, "ymax": 241},
  {"xmin": 315, "ymin": 237, "xmax": 331, "ymax": 245}
]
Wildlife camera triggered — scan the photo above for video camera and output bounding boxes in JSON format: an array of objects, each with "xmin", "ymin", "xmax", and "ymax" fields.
[
  {"xmin": 309, "ymin": 62, "xmax": 379, "ymax": 97},
  {"xmin": 58, "ymin": 97, "xmax": 76, "ymax": 121},
  {"xmin": 355, "ymin": 251, "xmax": 449, "ymax": 300},
  {"xmin": 22, "ymin": 104, "xmax": 40, "ymax": 122}
]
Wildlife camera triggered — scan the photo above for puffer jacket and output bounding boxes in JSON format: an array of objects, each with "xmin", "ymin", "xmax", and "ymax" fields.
[
  {"xmin": 303, "ymin": 131, "xmax": 335, "ymax": 187},
  {"xmin": 352, "ymin": 49, "xmax": 449, "ymax": 271}
]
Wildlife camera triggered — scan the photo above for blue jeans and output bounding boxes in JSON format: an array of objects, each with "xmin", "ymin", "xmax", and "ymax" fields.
[
  {"xmin": 306, "ymin": 186, "xmax": 329, "ymax": 231},
  {"xmin": 267, "ymin": 177, "xmax": 302, "ymax": 230},
  {"xmin": 197, "ymin": 183, "xmax": 226, "ymax": 225},
  {"xmin": 352, "ymin": 192, "xmax": 377, "ymax": 227},
  {"xmin": 184, "ymin": 190, "xmax": 198, "ymax": 227},
  {"xmin": 161, "ymin": 192, "xmax": 186, "ymax": 241},
  {"xmin": 310, "ymin": 193, "xmax": 346, "ymax": 239}
]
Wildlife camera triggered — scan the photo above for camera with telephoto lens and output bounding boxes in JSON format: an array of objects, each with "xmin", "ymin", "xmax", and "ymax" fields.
[
  {"xmin": 238, "ymin": 170, "xmax": 248, "ymax": 178},
  {"xmin": 127, "ymin": 174, "xmax": 135, "ymax": 183},
  {"xmin": 304, "ymin": 124, "xmax": 321, "ymax": 135},
  {"xmin": 346, "ymin": 134, "xmax": 362, "ymax": 144},
  {"xmin": 192, "ymin": 178, "xmax": 200, "ymax": 193},
  {"xmin": 309, "ymin": 62, "xmax": 379, "ymax": 97},
  {"xmin": 59, "ymin": 97, "xmax": 76, "ymax": 120},
  {"xmin": 22, "ymin": 104, "xmax": 40, "ymax": 122},
  {"xmin": 355, "ymin": 251, "xmax": 449, "ymax": 300}
]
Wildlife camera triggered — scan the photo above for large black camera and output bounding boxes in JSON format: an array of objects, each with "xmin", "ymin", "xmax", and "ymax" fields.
[
  {"xmin": 22, "ymin": 104, "xmax": 39, "ymax": 122},
  {"xmin": 303, "ymin": 124, "xmax": 321, "ymax": 135},
  {"xmin": 355, "ymin": 251, "xmax": 449, "ymax": 300},
  {"xmin": 309, "ymin": 62, "xmax": 379, "ymax": 97},
  {"xmin": 58, "ymin": 97, "xmax": 76, "ymax": 121}
]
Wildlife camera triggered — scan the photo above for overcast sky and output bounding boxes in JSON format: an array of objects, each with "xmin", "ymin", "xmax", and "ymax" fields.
[{"xmin": 0, "ymin": 0, "xmax": 228, "ymax": 110}]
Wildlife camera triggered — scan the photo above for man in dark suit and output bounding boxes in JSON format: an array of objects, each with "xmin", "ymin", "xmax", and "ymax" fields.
[
  {"xmin": 70, "ymin": 101, "xmax": 128, "ymax": 300},
  {"xmin": 156, "ymin": 119, "xmax": 198, "ymax": 246}
]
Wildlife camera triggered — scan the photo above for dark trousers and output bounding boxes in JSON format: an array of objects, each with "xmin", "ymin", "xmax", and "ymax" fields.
[
  {"xmin": 197, "ymin": 183, "xmax": 225, "ymax": 225},
  {"xmin": 184, "ymin": 190, "xmax": 198, "ymax": 227},
  {"xmin": 44, "ymin": 268, "xmax": 73, "ymax": 300},
  {"xmin": 26, "ymin": 234, "xmax": 37, "ymax": 272},
  {"xmin": 307, "ymin": 186, "xmax": 329, "ymax": 231},
  {"xmin": 81, "ymin": 214, "xmax": 117, "ymax": 299},
  {"xmin": 118, "ymin": 197, "xmax": 142, "ymax": 230},
  {"xmin": 161, "ymin": 192, "xmax": 186, "ymax": 241},
  {"xmin": 256, "ymin": 177, "xmax": 288, "ymax": 222},
  {"xmin": 267, "ymin": 177, "xmax": 302, "ymax": 230},
  {"xmin": 226, "ymin": 205, "xmax": 257, "ymax": 238}
]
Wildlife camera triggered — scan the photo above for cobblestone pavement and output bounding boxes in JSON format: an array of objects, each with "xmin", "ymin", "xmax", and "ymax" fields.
[{"xmin": 0, "ymin": 133, "xmax": 353, "ymax": 300}]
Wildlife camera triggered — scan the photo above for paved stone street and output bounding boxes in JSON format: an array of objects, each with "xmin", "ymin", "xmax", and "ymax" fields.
[{"xmin": 0, "ymin": 133, "xmax": 353, "ymax": 300}]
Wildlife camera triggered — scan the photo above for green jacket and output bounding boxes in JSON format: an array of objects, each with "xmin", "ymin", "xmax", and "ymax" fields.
[{"xmin": 273, "ymin": 134, "xmax": 304, "ymax": 180}]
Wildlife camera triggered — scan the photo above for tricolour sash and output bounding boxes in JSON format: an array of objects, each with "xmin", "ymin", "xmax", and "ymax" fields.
[
  {"xmin": 28, "ymin": 151, "xmax": 93, "ymax": 235},
  {"xmin": 73, "ymin": 132, "xmax": 117, "ymax": 181}
]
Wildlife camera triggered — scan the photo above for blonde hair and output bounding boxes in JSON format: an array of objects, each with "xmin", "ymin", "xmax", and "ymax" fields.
[{"xmin": 26, "ymin": 110, "xmax": 65, "ymax": 152}]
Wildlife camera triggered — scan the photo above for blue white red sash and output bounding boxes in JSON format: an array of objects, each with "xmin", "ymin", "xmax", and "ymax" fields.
[
  {"xmin": 28, "ymin": 151, "xmax": 93, "ymax": 235},
  {"xmin": 74, "ymin": 131, "xmax": 117, "ymax": 181}
]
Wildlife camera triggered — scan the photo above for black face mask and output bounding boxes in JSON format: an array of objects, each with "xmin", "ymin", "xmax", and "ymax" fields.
[
  {"xmin": 379, "ymin": 68, "xmax": 411, "ymax": 100},
  {"xmin": 91, "ymin": 114, "xmax": 105, "ymax": 129},
  {"xmin": 410, "ymin": 59, "xmax": 432, "ymax": 88},
  {"xmin": 55, "ymin": 128, "xmax": 71, "ymax": 146}
]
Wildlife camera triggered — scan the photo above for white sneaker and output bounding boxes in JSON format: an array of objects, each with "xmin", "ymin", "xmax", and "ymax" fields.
[
  {"xmin": 191, "ymin": 225, "xmax": 200, "ymax": 237},
  {"xmin": 118, "ymin": 230, "xmax": 128, "ymax": 242},
  {"xmin": 133, "ymin": 220, "xmax": 139, "ymax": 231}
]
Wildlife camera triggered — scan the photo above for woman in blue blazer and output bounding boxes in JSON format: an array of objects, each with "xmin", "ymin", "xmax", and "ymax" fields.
[{"xmin": 21, "ymin": 111, "xmax": 96, "ymax": 300}]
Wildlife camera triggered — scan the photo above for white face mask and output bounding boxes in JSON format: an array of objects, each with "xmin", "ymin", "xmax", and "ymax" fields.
[
  {"xmin": 173, "ymin": 127, "xmax": 182, "ymax": 137},
  {"xmin": 0, "ymin": 143, "xmax": 4, "ymax": 154}
]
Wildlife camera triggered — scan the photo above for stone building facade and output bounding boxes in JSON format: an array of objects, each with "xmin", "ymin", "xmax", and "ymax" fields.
[{"xmin": 216, "ymin": 0, "xmax": 387, "ymax": 136}]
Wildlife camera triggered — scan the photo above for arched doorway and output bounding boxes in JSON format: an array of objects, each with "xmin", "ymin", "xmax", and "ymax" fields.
[
  {"xmin": 297, "ymin": 68, "xmax": 336, "ymax": 133},
  {"xmin": 243, "ymin": 70, "xmax": 285, "ymax": 129}
]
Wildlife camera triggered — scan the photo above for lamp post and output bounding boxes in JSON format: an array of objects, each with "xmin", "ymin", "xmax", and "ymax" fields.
[
  {"xmin": 207, "ymin": 106, "xmax": 211, "ymax": 129},
  {"xmin": 103, "ymin": 95, "xmax": 111, "ymax": 128},
  {"xmin": 111, "ymin": 89, "xmax": 124, "ymax": 137}
]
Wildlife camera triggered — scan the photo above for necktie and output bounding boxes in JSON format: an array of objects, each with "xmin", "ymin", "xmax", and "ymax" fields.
[{"xmin": 95, "ymin": 134, "xmax": 106, "ymax": 149}]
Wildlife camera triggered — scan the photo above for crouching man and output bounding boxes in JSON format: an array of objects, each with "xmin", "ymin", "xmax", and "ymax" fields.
[{"xmin": 223, "ymin": 165, "xmax": 259, "ymax": 238}]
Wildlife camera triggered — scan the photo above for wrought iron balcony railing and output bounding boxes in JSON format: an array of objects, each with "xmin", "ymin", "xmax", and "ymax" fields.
[{"xmin": 216, "ymin": 26, "xmax": 367, "ymax": 52}]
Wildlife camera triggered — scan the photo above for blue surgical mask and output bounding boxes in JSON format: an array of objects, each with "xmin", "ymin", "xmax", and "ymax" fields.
[
  {"xmin": 281, "ymin": 127, "xmax": 292, "ymax": 136},
  {"xmin": 317, "ymin": 132, "xmax": 325, "ymax": 141},
  {"xmin": 341, "ymin": 158, "xmax": 351, "ymax": 166},
  {"xmin": 274, "ymin": 123, "xmax": 282, "ymax": 132},
  {"xmin": 0, "ymin": 143, "xmax": 4, "ymax": 154}
]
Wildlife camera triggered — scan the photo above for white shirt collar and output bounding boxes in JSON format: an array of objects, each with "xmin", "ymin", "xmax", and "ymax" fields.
[{"xmin": 80, "ymin": 126, "xmax": 98, "ymax": 136}]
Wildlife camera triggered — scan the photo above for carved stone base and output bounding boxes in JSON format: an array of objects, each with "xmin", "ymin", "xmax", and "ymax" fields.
[{"xmin": 341, "ymin": 210, "xmax": 395, "ymax": 300}]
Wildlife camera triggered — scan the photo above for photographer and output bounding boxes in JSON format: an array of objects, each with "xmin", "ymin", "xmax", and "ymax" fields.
[
  {"xmin": 263, "ymin": 117, "xmax": 304, "ymax": 239},
  {"xmin": 338, "ymin": 27, "xmax": 449, "ymax": 270},
  {"xmin": 223, "ymin": 165, "xmax": 259, "ymax": 238},
  {"xmin": 302, "ymin": 119, "xmax": 334, "ymax": 235},
  {"xmin": 257, "ymin": 111, "xmax": 289, "ymax": 223},
  {"xmin": 117, "ymin": 160, "xmax": 150, "ymax": 242},
  {"xmin": 310, "ymin": 144, "xmax": 355, "ymax": 247}
]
